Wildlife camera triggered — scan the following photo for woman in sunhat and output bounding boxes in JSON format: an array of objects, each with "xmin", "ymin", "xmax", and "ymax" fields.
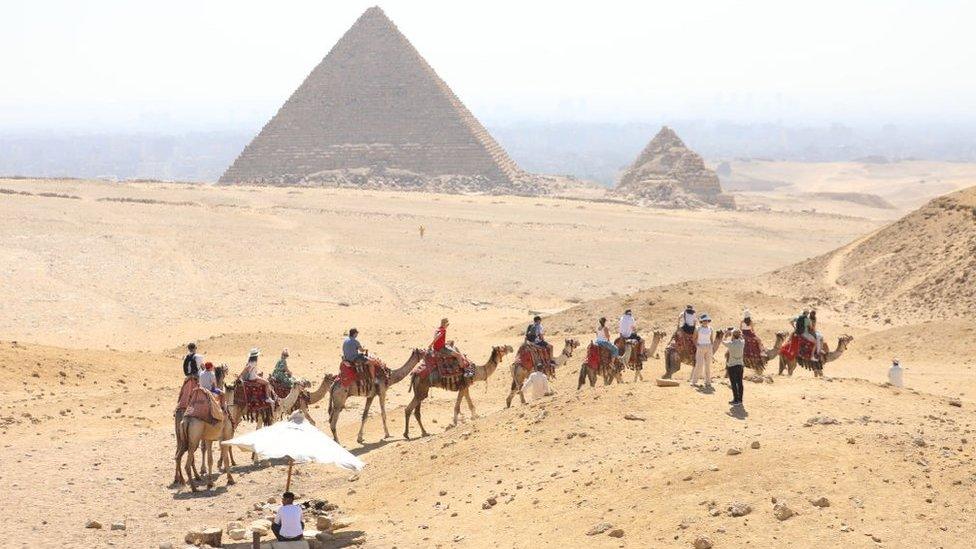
[
  {"xmin": 690, "ymin": 313, "xmax": 715, "ymax": 387},
  {"xmin": 240, "ymin": 348, "xmax": 276, "ymax": 406}
]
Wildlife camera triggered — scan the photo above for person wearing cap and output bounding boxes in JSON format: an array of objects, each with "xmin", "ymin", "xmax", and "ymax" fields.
[
  {"xmin": 198, "ymin": 361, "xmax": 222, "ymax": 395},
  {"xmin": 270, "ymin": 348, "xmax": 297, "ymax": 389},
  {"xmin": 679, "ymin": 305, "xmax": 697, "ymax": 335},
  {"xmin": 595, "ymin": 317, "xmax": 619, "ymax": 358},
  {"xmin": 689, "ymin": 313, "xmax": 715, "ymax": 387},
  {"xmin": 343, "ymin": 330, "xmax": 368, "ymax": 363},
  {"xmin": 182, "ymin": 342, "xmax": 201, "ymax": 378},
  {"xmin": 721, "ymin": 328, "xmax": 746, "ymax": 405},
  {"xmin": 430, "ymin": 318, "xmax": 464, "ymax": 365},
  {"xmin": 619, "ymin": 309, "xmax": 641, "ymax": 342},
  {"xmin": 239, "ymin": 348, "xmax": 276, "ymax": 406}
]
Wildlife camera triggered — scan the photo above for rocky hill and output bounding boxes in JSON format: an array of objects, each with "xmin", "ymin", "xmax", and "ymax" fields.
[
  {"xmin": 768, "ymin": 185, "xmax": 976, "ymax": 324},
  {"xmin": 613, "ymin": 127, "xmax": 735, "ymax": 209}
]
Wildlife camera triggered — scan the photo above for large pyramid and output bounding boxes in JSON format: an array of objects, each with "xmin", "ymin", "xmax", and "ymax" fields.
[
  {"xmin": 612, "ymin": 126, "xmax": 734, "ymax": 208},
  {"xmin": 219, "ymin": 7, "xmax": 522, "ymax": 191}
]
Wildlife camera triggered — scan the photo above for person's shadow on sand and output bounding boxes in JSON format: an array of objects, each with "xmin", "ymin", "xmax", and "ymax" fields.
[
  {"xmin": 726, "ymin": 405, "xmax": 748, "ymax": 420},
  {"xmin": 694, "ymin": 384, "xmax": 716, "ymax": 394}
]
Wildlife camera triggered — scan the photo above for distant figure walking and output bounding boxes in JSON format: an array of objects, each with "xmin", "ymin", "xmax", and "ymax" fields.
[{"xmin": 419, "ymin": 225, "xmax": 426, "ymax": 238}]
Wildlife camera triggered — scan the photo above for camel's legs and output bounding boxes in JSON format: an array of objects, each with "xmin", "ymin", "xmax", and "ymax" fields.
[
  {"xmin": 185, "ymin": 440, "xmax": 198, "ymax": 493},
  {"xmin": 301, "ymin": 403, "xmax": 316, "ymax": 426},
  {"xmin": 577, "ymin": 366, "xmax": 587, "ymax": 390},
  {"xmin": 464, "ymin": 389, "xmax": 477, "ymax": 419},
  {"xmin": 414, "ymin": 400, "xmax": 429, "ymax": 437},
  {"xmin": 220, "ymin": 442, "xmax": 235, "ymax": 485},
  {"xmin": 203, "ymin": 442, "xmax": 214, "ymax": 490},
  {"xmin": 403, "ymin": 398, "xmax": 416, "ymax": 439},
  {"xmin": 173, "ymin": 441, "xmax": 186, "ymax": 486},
  {"xmin": 378, "ymin": 390, "xmax": 390, "ymax": 439},
  {"xmin": 452, "ymin": 390, "xmax": 464, "ymax": 425},
  {"xmin": 357, "ymin": 395, "xmax": 373, "ymax": 444}
]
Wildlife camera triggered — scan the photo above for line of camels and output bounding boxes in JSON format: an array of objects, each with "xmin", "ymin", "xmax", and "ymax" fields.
[{"xmin": 173, "ymin": 327, "xmax": 852, "ymax": 491}]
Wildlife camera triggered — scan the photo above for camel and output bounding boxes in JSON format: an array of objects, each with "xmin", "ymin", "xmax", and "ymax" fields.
[
  {"xmin": 403, "ymin": 345, "xmax": 513, "ymax": 439},
  {"xmin": 173, "ymin": 367, "xmax": 236, "ymax": 491},
  {"xmin": 742, "ymin": 331, "xmax": 788, "ymax": 375},
  {"xmin": 779, "ymin": 334, "xmax": 854, "ymax": 377},
  {"xmin": 662, "ymin": 328, "xmax": 727, "ymax": 379},
  {"xmin": 576, "ymin": 343, "xmax": 631, "ymax": 389},
  {"xmin": 617, "ymin": 330, "xmax": 667, "ymax": 382},
  {"xmin": 506, "ymin": 338, "xmax": 579, "ymax": 408},
  {"xmin": 327, "ymin": 349, "xmax": 425, "ymax": 444},
  {"xmin": 227, "ymin": 379, "xmax": 305, "ymax": 463}
]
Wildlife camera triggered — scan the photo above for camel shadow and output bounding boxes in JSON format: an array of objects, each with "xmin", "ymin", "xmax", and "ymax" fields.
[
  {"xmin": 351, "ymin": 438, "xmax": 397, "ymax": 456},
  {"xmin": 726, "ymin": 405, "xmax": 749, "ymax": 420},
  {"xmin": 172, "ymin": 484, "xmax": 230, "ymax": 499}
]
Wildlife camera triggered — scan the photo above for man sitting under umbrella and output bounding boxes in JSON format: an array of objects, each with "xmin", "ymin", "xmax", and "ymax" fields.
[{"xmin": 272, "ymin": 491, "xmax": 304, "ymax": 542}]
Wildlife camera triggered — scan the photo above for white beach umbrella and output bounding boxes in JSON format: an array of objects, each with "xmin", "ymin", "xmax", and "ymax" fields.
[{"xmin": 222, "ymin": 411, "xmax": 364, "ymax": 490}]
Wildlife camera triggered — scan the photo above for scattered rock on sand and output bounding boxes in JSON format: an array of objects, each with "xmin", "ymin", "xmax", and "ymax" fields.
[
  {"xmin": 809, "ymin": 496, "xmax": 831, "ymax": 508},
  {"xmin": 805, "ymin": 416, "xmax": 839, "ymax": 426},
  {"xmin": 608, "ymin": 528, "xmax": 625, "ymax": 538},
  {"xmin": 184, "ymin": 527, "xmax": 222, "ymax": 546},
  {"xmin": 726, "ymin": 447, "xmax": 742, "ymax": 456},
  {"xmin": 110, "ymin": 521, "xmax": 125, "ymax": 531},
  {"xmin": 85, "ymin": 520, "xmax": 102, "ymax": 529},
  {"xmin": 773, "ymin": 503, "xmax": 795, "ymax": 521},
  {"xmin": 948, "ymin": 399, "xmax": 962, "ymax": 407},
  {"xmin": 750, "ymin": 441, "xmax": 761, "ymax": 449},
  {"xmin": 482, "ymin": 497, "xmax": 498, "ymax": 509},
  {"xmin": 693, "ymin": 534, "xmax": 714, "ymax": 549},
  {"xmin": 728, "ymin": 502, "xmax": 752, "ymax": 517},
  {"xmin": 624, "ymin": 414, "xmax": 646, "ymax": 421},
  {"xmin": 316, "ymin": 516, "xmax": 333, "ymax": 531},
  {"xmin": 586, "ymin": 522, "xmax": 613, "ymax": 536},
  {"xmin": 158, "ymin": 543, "xmax": 173, "ymax": 549},
  {"xmin": 248, "ymin": 519, "xmax": 271, "ymax": 536}
]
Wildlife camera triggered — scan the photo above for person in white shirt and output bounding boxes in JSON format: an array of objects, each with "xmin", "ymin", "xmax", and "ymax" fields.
[
  {"xmin": 595, "ymin": 317, "xmax": 619, "ymax": 358},
  {"xmin": 679, "ymin": 305, "xmax": 697, "ymax": 334},
  {"xmin": 619, "ymin": 309, "xmax": 641, "ymax": 342},
  {"xmin": 689, "ymin": 314, "xmax": 716, "ymax": 387},
  {"xmin": 272, "ymin": 492, "xmax": 304, "ymax": 542},
  {"xmin": 198, "ymin": 362, "xmax": 219, "ymax": 394},
  {"xmin": 521, "ymin": 364, "xmax": 552, "ymax": 400}
]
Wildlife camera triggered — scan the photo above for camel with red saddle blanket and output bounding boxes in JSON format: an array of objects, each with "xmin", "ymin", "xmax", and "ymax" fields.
[
  {"xmin": 576, "ymin": 342, "xmax": 632, "ymax": 389},
  {"xmin": 403, "ymin": 345, "xmax": 513, "ymax": 439},
  {"xmin": 739, "ymin": 331, "xmax": 788, "ymax": 374},
  {"xmin": 615, "ymin": 330, "xmax": 667, "ymax": 382},
  {"xmin": 661, "ymin": 328, "xmax": 726, "ymax": 380},
  {"xmin": 327, "ymin": 349, "xmax": 426, "ymax": 444},
  {"xmin": 506, "ymin": 339, "xmax": 579, "ymax": 408},
  {"xmin": 779, "ymin": 334, "xmax": 854, "ymax": 377},
  {"xmin": 173, "ymin": 364, "xmax": 237, "ymax": 492}
]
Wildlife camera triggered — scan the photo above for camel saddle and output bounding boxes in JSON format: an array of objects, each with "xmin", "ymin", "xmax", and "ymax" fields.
[
  {"xmin": 233, "ymin": 380, "xmax": 272, "ymax": 413},
  {"xmin": 270, "ymin": 379, "xmax": 311, "ymax": 408},
  {"xmin": 585, "ymin": 343, "xmax": 617, "ymax": 371},
  {"xmin": 175, "ymin": 376, "xmax": 199, "ymax": 413},
  {"xmin": 415, "ymin": 351, "xmax": 472, "ymax": 381},
  {"xmin": 517, "ymin": 343, "xmax": 553, "ymax": 376},
  {"xmin": 614, "ymin": 337, "xmax": 646, "ymax": 367},
  {"xmin": 742, "ymin": 330, "xmax": 767, "ymax": 369},
  {"xmin": 184, "ymin": 387, "xmax": 225, "ymax": 425},
  {"xmin": 665, "ymin": 330, "xmax": 696, "ymax": 364},
  {"xmin": 780, "ymin": 334, "xmax": 825, "ymax": 362},
  {"xmin": 339, "ymin": 357, "xmax": 389, "ymax": 394}
]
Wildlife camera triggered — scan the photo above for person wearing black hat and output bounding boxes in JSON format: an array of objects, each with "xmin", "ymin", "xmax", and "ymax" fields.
[{"xmin": 182, "ymin": 342, "xmax": 200, "ymax": 378}]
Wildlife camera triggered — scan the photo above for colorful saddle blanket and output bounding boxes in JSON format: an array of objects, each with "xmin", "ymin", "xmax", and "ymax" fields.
[
  {"xmin": 185, "ymin": 387, "xmax": 224, "ymax": 424},
  {"xmin": 781, "ymin": 334, "xmax": 818, "ymax": 362},
  {"xmin": 270, "ymin": 379, "xmax": 311, "ymax": 408},
  {"xmin": 176, "ymin": 376, "xmax": 199, "ymax": 413},
  {"xmin": 233, "ymin": 380, "xmax": 272, "ymax": 413},
  {"xmin": 414, "ymin": 351, "xmax": 472, "ymax": 379},
  {"xmin": 614, "ymin": 337, "xmax": 645, "ymax": 366},
  {"xmin": 585, "ymin": 343, "xmax": 615, "ymax": 370},
  {"xmin": 665, "ymin": 330, "xmax": 696, "ymax": 357},
  {"xmin": 518, "ymin": 343, "xmax": 552, "ymax": 371},
  {"xmin": 743, "ymin": 330, "xmax": 766, "ymax": 363},
  {"xmin": 338, "ymin": 357, "xmax": 389, "ymax": 393}
]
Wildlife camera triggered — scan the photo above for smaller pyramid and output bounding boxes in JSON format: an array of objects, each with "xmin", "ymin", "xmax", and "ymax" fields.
[{"xmin": 613, "ymin": 127, "xmax": 733, "ymax": 208}]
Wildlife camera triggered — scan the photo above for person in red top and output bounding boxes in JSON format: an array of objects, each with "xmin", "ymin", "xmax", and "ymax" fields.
[{"xmin": 430, "ymin": 318, "xmax": 464, "ymax": 364}]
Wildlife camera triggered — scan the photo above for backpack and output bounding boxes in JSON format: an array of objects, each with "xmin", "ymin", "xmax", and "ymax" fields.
[{"xmin": 525, "ymin": 324, "xmax": 538, "ymax": 343}]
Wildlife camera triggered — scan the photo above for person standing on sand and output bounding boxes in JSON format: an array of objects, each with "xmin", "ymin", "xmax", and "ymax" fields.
[
  {"xmin": 722, "ymin": 329, "xmax": 745, "ymax": 405},
  {"xmin": 419, "ymin": 225, "xmax": 426, "ymax": 238},
  {"xmin": 689, "ymin": 314, "xmax": 714, "ymax": 388}
]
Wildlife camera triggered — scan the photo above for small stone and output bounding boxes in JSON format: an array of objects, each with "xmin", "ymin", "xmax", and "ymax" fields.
[
  {"xmin": 158, "ymin": 544, "xmax": 173, "ymax": 549},
  {"xmin": 482, "ymin": 497, "xmax": 497, "ymax": 509},
  {"xmin": 847, "ymin": 437, "xmax": 856, "ymax": 445},
  {"xmin": 316, "ymin": 516, "xmax": 333, "ymax": 531},
  {"xmin": 608, "ymin": 528, "xmax": 625, "ymax": 538},
  {"xmin": 773, "ymin": 502, "xmax": 795, "ymax": 521},
  {"xmin": 726, "ymin": 447, "xmax": 742, "ymax": 456},
  {"xmin": 693, "ymin": 535, "xmax": 714, "ymax": 549},
  {"xmin": 331, "ymin": 516, "xmax": 354, "ymax": 530},
  {"xmin": 913, "ymin": 437, "xmax": 927, "ymax": 447},
  {"xmin": 624, "ymin": 414, "xmax": 646, "ymax": 421},
  {"xmin": 948, "ymin": 399, "xmax": 962, "ymax": 407},
  {"xmin": 85, "ymin": 520, "xmax": 102, "ymax": 529},
  {"xmin": 872, "ymin": 535, "xmax": 882, "ymax": 542},
  {"xmin": 157, "ymin": 512, "xmax": 169, "ymax": 518},
  {"xmin": 248, "ymin": 519, "xmax": 271, "ymax": 536},
  {"xmin": 110, "ymin": 522, "xmax": 125, "ymax": 531},
  {"xmin": 586, "ymin": 522, "xmax": 613, "ymax": 536},
  {"xmin": 809, "ymin": 496, "xmax": 830, "ymax": 508},
  {"xmin": 184, "ymin": 527, "xmax": 222, "ymax": 546},
  {"xmin": 227, "ymin": 529, "xmax": 246, "ymax": 540},
  {"xmin": 728, "ymin": 502, "xmax": 752, "ymax": 517},
  {"xmin": 750, "ymin": 441, "xmax": 761, "ymax": 449}
]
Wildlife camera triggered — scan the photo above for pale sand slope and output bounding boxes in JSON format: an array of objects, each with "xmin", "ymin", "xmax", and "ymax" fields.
[
  {"xmin": 0, "ymin": 178, "xmax": 876, "ymax": 350},
  {"xmin": 1, "ymin": 178, "xmax": 972, "ymax": 547},
  {"xmin": 721, "ymin": 160, "xmax": 976, "ymax": 219}
]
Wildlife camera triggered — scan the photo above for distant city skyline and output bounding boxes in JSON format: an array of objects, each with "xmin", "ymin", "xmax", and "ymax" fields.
[{"xmin": 3, "ymin": 0, "xmax": 975, "ymax": 133}]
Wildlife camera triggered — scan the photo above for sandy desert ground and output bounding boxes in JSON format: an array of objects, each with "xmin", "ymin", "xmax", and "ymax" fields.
[{"xmin": 1, "ymin": 177, "xmax": 974, "ymax": 548}]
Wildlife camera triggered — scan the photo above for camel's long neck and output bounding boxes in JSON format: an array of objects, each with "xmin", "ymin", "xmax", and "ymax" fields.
[
  {"xmin": 553, "ymin": 345, "xmax": 573, "ymax": 366},
  {"xmin": 766, "ymin": 335, "xmax": 786, "ymax": 360},
  {"xmin": 389, "ymin": 352, "xmax": 423, "ymax": 385},
  {"xmin": 648, "ymin": 335, "xmax": 664, "ymax": 356},
  {"xmin": 476, "ymin": 350, "xmax": 501, "ymax": 382},
  {"xmin": 826, "ymin": 340, "xmax": 849, "ymax": 362},
  {"xmin": 308, "ymin": 373, "xmax": 333, "ymax": 405}
]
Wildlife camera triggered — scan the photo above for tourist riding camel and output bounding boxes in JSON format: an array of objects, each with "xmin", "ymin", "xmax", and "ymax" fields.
[
  {"xmin": 616, "ymin": 329, "xmax": 667, "ymax": 382},
  {"xmin": 739, "ymin": 311, "xmax": 787, "ymax": 374},
  {"xmin": 177, "ymin": 342, "xmax": 204, "ymax": 412},
  {"xmin": 508, "ymin": 338, "xmax": 579, "ymax": 407},
  {"xmin": 578, "ymin": 318, "xmax": 629, "ymax": 389},
  {"xmin": 239, "ymin": 348, "xmax": 276, "ymax": 407},
  {"xmin": 431, "ymin": 318, "xmax": 465, "ymax": 367},
  {"xmin": 328, "ymin": 348, "xmax": 425, "ymax": 444},
  {"xmin": 780, "ymin": 310, "xmax": 854, "ymax": 376},
  {"xmin": 174, "ymin": 364, "xmax": 236, "ymax": 491},
  {"xmin": 404, "ymin": 345, "xmax": 513, "ymax": 438},
  {"xmin": 663, "ymin": 307, "xmax": 725, "ymax": 379},
  {"xmin": 525, "ymin": 315, "xmax": 554, "ymax": 366}
]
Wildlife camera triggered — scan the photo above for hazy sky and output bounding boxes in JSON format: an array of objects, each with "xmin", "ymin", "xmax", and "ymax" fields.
[{"xmin": 2, "ymin": 0, "xmax": 974, "ymax": 132}]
